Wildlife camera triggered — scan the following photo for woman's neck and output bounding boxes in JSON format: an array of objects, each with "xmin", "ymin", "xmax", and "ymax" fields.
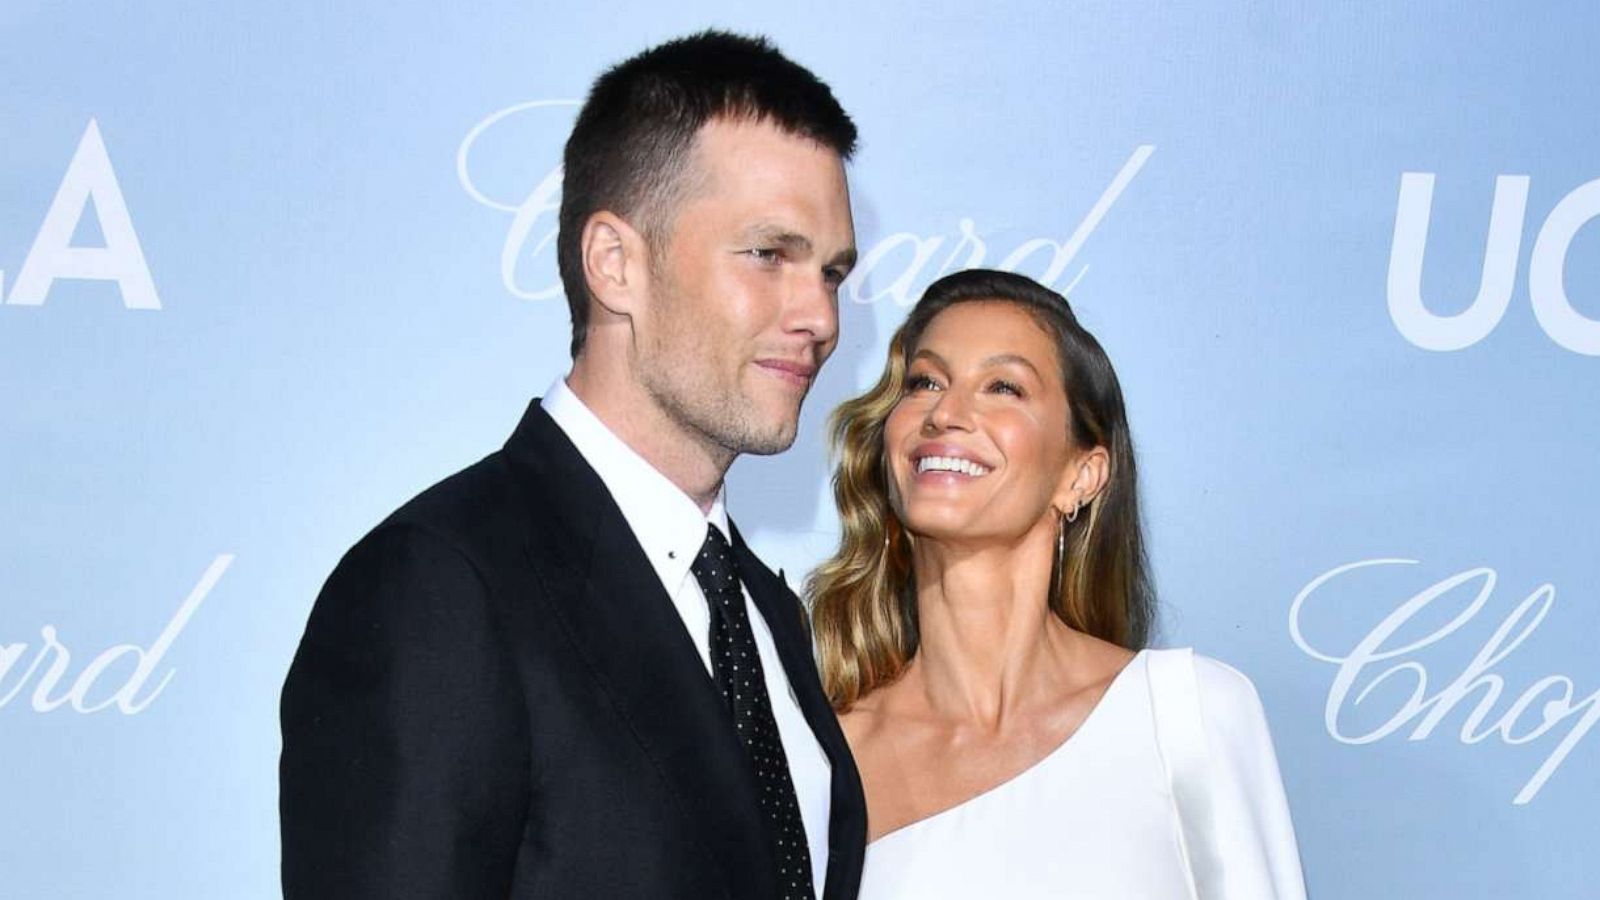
[{"xmin": 906, "ymin": 523, "xmax": 1082, "ymax": 728}]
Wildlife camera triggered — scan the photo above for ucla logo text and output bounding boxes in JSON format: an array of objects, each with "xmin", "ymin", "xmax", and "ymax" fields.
[
  {"xmin": 1, "ymin": 119, "xmax": 160, "ymax": 310},
  {"xmin": 1388, "ymin": 172, "xmax": 1600, "ymax": 355}
]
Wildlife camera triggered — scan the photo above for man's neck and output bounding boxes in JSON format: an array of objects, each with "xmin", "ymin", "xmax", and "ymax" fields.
[{"xmin": 563, "ymin": 363, "xmax": 730, "ymax": 514}]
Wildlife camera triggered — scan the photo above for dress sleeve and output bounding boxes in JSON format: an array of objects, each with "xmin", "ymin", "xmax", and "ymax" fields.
[{"xmin": 1192, "ymin": 655, "xmax": 1309, "ymax": 900}]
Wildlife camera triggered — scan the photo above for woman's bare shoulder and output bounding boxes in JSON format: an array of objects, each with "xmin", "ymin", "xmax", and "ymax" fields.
[
  {"xmin": 1067, "ymin": 630, "xmax": 1139, "ymax": 689},
  {"xmin": 836, "ymin": 688, "xmax": 891, "ymax": 748},
  {"xmin": 835, "ymin": 675, "xmax": 925, "ymax": 756}
]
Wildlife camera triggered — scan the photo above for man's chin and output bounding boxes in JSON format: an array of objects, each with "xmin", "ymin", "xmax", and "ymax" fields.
[
  {"xmin": 737, "ymin": 422, "xmax": 799, "ymax": 456},
  {"xmin": 736, "ymin": 392, "xmax": 805, "ymax": 454}
]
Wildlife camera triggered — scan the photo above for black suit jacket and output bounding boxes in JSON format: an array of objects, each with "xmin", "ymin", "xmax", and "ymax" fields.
[{"xmin": 280, "ymin": 399, "xmax": 867, "ymax": 899}]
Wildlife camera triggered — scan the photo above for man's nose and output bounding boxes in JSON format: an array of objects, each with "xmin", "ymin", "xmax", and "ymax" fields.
[{"xmin": 785, "ymin": 270, "xmax": 840, "ymax": 346}]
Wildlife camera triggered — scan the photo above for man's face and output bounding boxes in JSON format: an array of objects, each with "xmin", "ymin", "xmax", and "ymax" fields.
[{"xmin": 633, "ymin": 117, "xmax": 855, "ymax": 457}]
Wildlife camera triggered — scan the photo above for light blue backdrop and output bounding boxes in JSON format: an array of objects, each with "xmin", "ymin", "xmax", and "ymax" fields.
[{"xmin": 3, "ymin": 2, "xmax": 1596, "ymax": 897}]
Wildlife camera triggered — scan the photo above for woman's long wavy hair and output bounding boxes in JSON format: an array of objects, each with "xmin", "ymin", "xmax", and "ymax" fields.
[{"xmin": 807, "ymin": 268, "xmax": 1154, "ymax": 710}]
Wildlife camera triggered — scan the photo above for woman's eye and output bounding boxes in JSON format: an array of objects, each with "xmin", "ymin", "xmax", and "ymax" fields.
[
  {"xmin": 989, "ymin": 379, "xmax": 1023, "ymax": 397},
  {"xmin": 905, "ymin": 373, "xmax": 940, "ymax": 392}
]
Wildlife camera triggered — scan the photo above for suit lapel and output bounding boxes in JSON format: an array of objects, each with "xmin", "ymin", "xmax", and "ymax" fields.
[
  {"xmin": 728, "ymin": 524, "xmax": 868, "ymax": 900},
  {"xmin": 502, "ymin": 402, "xmax": 777, "ymax": 897}
]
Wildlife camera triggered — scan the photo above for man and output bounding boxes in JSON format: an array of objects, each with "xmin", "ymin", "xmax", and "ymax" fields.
[{"xmin": 279, "ymin": 31, "xmax": 865, "ymax": 900}]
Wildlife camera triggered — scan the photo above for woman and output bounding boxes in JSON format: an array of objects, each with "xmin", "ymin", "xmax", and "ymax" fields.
[{"xmin": 808, "ymin": 269, "xmax": 1306, "ymax": 898}]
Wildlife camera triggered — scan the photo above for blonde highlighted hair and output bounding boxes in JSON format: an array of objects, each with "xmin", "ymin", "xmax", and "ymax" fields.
[{"xmin": 806, "ymin": 269, "xmax": 1154, "ymax": 710}]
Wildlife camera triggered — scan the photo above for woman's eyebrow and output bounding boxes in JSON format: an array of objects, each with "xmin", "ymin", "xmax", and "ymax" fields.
[{"xmin": 980, "ymin": 353, "xmax": 1042, "ymax": 378}]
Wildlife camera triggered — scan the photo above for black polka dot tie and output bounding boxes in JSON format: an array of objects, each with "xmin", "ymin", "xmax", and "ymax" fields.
[{"xmin": 691, "ymin": 525, "xmax": 815, "ymax": 900}]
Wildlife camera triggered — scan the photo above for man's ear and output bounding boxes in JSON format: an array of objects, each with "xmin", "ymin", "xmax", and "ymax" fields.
[
  {"xmin": 581, "ymin": 210, "xmax": 650, "ymax": 319},
  {"xmin": 1053, "ymin": 445, "xmax": 1110, "ymax": 515}
]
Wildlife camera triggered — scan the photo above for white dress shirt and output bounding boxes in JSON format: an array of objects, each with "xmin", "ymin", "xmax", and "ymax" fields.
[{"xmin": 542, "ymin": 378, "xmax": 831, "ymax": 896}]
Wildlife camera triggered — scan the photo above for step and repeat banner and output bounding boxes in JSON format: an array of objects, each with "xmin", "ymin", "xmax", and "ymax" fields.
[{"xmin": 3, "ymin": 3, "xmax": 1595, "ymax": 898}]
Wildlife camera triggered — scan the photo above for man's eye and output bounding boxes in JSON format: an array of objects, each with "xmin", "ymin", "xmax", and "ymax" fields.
[
  {"xmin": 747, "ymin": 248, "xmax": 782, "ymax": 263},
  {"xmin": 823, "ymin": 266, "xmax": 848, "ymax": 287}
]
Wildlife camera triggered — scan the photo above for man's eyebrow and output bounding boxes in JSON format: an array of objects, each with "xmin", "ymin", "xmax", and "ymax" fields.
[
  {"xmin": 745, "ymin": 224, "xmax": 812, "ymax": 252},
  {"xmin": 745, "ymin": 225, "xmax": 856, "ymax": 270}
]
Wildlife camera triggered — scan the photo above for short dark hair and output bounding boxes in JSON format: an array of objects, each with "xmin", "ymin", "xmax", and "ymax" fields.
[{"xmin": 557, "ymin": 30, "xmax": 858, "ymax": 357}]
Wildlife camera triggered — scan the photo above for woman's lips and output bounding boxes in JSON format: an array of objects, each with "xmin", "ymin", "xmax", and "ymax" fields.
[
  {"xmin": 909, "ymin": 443, "xmax": 995, "ymax": 481},
  {"xmin": 914, "ymin": 455, "xmax": 992, "ymax": 477}
]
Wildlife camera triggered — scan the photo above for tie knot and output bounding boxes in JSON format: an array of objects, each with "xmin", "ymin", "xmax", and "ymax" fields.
[{"xmin": 691, "ymin": 525, "xmax": 740, "ymax": 596}]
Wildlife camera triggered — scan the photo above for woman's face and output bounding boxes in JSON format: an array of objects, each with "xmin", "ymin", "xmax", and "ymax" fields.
[{"xmin": 884, "ymin": 300, "xmax": 1082, "ymax": 544}]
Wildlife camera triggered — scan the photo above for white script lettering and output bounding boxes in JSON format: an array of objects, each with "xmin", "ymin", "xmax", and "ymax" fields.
[
  {"xmin": 1290, "ymin": 558, "xmax": 1598, "ymax": 804},
  {"xmin": 456, "ymin": 99, "xmax": 1153, "ymax": 304},
  {"xmin": 0, "ymin": 554, "xmax": 232, "ymax": 714}
]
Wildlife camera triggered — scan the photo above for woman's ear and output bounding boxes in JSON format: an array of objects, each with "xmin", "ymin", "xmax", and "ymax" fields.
[
  {"xmin": 581, "ymin": 210, "xmax": 650, "ymax": 319},
  {"xmin": 1054, "ymin": 445, "xmax": 1110, "ymax": 515}
]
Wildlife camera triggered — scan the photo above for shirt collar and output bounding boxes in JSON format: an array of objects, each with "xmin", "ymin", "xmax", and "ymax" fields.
[{"xmin": 541, "ymin": 377, "xmax": 730, "ymax": 593}]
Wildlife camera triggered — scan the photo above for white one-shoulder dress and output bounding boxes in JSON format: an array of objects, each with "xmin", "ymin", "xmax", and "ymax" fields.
[{"xmin": 856, "ymin": 649, "xmax": 1308, "ymax": 900}]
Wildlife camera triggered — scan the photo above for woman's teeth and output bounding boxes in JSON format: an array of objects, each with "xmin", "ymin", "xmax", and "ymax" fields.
[{"xmin": 916, "ymin": 456, "xmax": 991, "ymax": 477}]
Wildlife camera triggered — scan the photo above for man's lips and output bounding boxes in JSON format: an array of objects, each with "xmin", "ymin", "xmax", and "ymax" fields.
[{"xmin": 755, "ymin": 359, "xmax": 817, "ymax": 387}]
